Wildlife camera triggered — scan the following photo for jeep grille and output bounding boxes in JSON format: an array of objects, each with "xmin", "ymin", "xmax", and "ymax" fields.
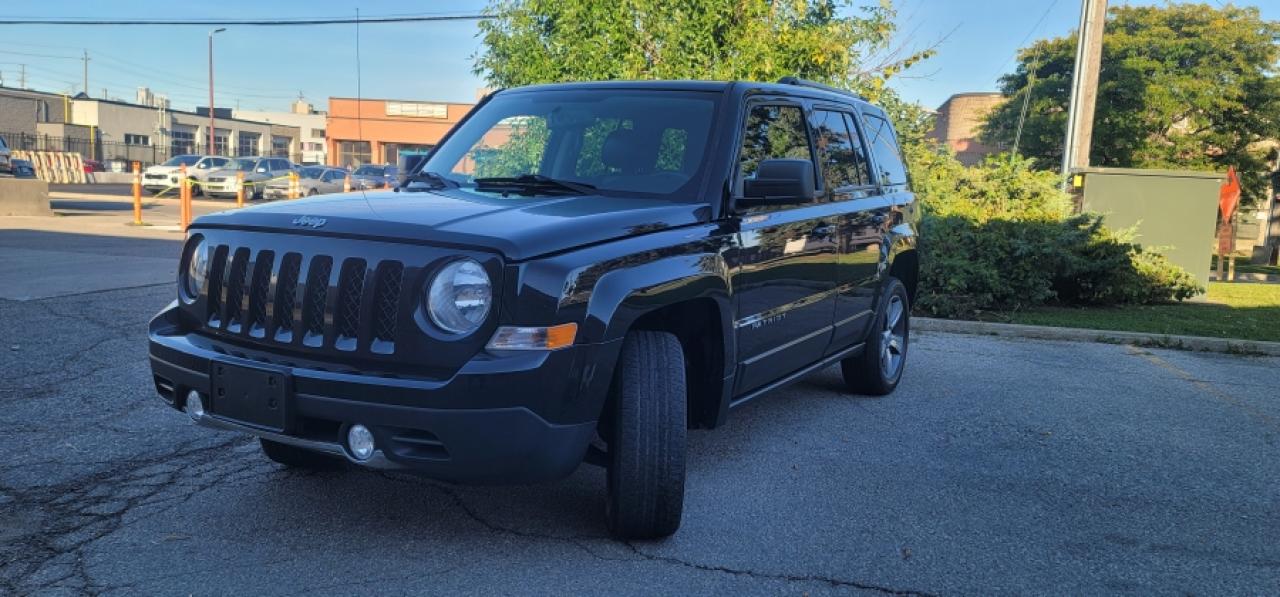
[{"xmin": 201, "ymin": 246, "xmax": 404, "ymax": 354}]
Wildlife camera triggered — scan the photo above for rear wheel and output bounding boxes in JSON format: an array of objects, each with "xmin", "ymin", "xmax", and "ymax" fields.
[
  {"xmin": 605, "ymin": 330, "xmax": 687, "ymax": 540},
  {"xmin": 841, "ymin": 277, "xmax": 910, "ymax": 396},
  {"xmin": 259, "ymin": 438, "xmax": 341, "ymax": 469},
  {"xmin": 307, "ymin": 188, "xmax": 319, "ymax": 197}
]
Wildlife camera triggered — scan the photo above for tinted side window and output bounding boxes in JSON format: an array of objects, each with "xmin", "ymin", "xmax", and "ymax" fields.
[
  {"xmin": 811, "ymin": 110, "xmax": 870, "ymax": 191},
  {"xmin": 737, "ymin": 104, "xmax": 814, "ymax": 187},
  {"xmin": 861, "ymin": 112, "xmax": 908, "ymax": 186}
]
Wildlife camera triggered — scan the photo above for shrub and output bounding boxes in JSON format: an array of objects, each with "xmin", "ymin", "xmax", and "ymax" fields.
[{"xmin": 906, "ymin": 146, "xmax": 1203, "ymax": 318}]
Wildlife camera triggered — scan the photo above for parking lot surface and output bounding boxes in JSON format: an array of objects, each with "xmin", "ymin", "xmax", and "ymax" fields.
[{"xmin": 2, "ymin": 237, "xmax": 1279, "ymax": 595}]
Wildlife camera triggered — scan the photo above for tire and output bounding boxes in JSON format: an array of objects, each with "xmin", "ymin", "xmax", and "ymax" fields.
[
  {"xmin": 307, "ymin": 188, "xmax": 318, "ymax": 197},
  {"xmin": 841, "ymin": 276, "xmax": 910, "ymax": 396},
  {"xmin": 259, "ymin": 438, "xmax": 341, "ymax": 469},
  {"xmin": 252, "ymin": 184, "xmax": 263, "ymax": 201},
  {"xmin": 605, "ymin": 330, "xmax": 687, "ymax": 540},
  {"xmin": 190, "ymin": 183, "xmax": 202, "ymax": 197}
]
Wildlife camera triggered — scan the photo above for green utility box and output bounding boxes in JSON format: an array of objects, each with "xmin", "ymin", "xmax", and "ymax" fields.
[{"xmin": 1075, "ymin": 167, "xmax": 1223, "ymax": 292}]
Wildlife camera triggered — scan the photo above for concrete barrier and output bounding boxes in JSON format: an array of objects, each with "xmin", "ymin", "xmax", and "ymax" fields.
[{"xmin": 0, "ymin": 178, "xmax": 53, "ymax": 216}]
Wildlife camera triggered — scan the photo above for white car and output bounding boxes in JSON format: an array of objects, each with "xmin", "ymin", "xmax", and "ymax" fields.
[
  {"xmin": 142, "ymin": 155, "xmax": 234, "ymax": 196},
  {"xmin": 202, "ymin": 157, "xmax": 296, "ymax": 200},
  {"xmin": 0, "ymin": 134, "xmax": 11, "ymax": 176}
]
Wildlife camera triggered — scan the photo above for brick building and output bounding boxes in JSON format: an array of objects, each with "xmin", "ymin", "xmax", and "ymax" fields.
[
  {"xmin": 927, "ymin": 92, "xmax": 1005, "ymax": 166},
  {"xmin": 326, "ymin": 97, "xmax": 476, "ymax": 168}
]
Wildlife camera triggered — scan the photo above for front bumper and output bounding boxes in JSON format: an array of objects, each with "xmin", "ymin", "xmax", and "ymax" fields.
[{"xmin": 148, "ymin": 307, "xmax": 609, "ymax": 484}]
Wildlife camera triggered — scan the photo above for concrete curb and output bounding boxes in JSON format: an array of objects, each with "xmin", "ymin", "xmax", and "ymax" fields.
[{"xmin": 915, "ymin": 317, "xmax": 1280, "ymax": 357}]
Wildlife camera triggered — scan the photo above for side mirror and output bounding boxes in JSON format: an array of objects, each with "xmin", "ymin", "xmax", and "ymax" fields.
[{"xmin": 738, "ymin": 158, "xmax": 816, "ymax": 208}]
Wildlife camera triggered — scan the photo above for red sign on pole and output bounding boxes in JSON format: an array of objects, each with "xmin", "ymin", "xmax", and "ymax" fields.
[{"xmin": 1218, "ymin": 167, "xmax": 1241, "ymax": 256}]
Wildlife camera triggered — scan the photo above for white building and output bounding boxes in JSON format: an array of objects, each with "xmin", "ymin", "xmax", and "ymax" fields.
[{"xmin": 234, "ymin": 99, "xmax": 328, "ymax": 165}]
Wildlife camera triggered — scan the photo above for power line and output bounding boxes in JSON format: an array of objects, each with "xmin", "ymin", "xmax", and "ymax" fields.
[{"xmin": 0, "ymin": 14, "xmax": 487, "ymax": 26}]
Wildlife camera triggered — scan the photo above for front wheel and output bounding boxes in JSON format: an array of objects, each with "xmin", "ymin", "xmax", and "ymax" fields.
[
  {"xmin": 605, "ymin": 330, "xmax": 687, "ymax": 540},
  {"xmin": 841, "ymin": 277, "xmax": 910, "ymax": 396}
]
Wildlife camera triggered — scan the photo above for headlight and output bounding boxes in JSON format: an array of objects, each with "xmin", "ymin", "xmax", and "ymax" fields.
[
  {"xmin": 182, "ymin": 237, "xmax": 209, "ymax": 302},
  {"xmin": 425, "ymin": 258, "xmax": 491, "ymax": 335}
]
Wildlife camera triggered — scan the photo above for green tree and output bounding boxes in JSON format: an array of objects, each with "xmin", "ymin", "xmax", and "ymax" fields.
[
  {"xmin": 982, "ymin": 3, "xmax": 1280, "ymax": 202},
  {"xmin": 475, "ymin": 0, "xmax": 931, "ymax": 102}
]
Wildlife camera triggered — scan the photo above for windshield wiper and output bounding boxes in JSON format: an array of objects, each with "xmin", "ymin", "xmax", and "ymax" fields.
[
  {"xmin": 473, "ymin": 174, "xmax": 596, "ymax": 196},
  {"xmin": 402, "ymin": 170, "xmax": 460, "ymax": 191}
]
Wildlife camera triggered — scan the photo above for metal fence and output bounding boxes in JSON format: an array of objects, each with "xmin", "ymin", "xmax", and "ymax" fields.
[{"xmin": 0, "ymin": 131, "xmax": 303, "ymax": 169}]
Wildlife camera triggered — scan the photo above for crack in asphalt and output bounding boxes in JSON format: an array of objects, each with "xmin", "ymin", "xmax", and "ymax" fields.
[
  {"xmin": 373, "ymin": 472, "xmax": 935, "ymax": 595},
  {"xmin": 0, "ymin": 436, "xmax": 243, "ymax": 595}
]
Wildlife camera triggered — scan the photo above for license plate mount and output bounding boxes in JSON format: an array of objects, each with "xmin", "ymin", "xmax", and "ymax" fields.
[{"xmin": 209, "ymin": 361, "xmax": 290, "ymax": 433}]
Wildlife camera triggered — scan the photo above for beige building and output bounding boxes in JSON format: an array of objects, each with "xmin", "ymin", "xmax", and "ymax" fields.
[
  {"xmin": 928, "ymin": 92, "xmax": 1005, "ymax": 166},
  {"xmin": 0, "ymin": 85, "xmax": 300, "ymax": 166}
]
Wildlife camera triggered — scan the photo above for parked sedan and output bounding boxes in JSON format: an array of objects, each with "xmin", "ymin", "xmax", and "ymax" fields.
[
  {"xmin": 264, "ymin": 166, "xmax": 349, "ymax": 199},
  {"xmin": 202, "ymin": 157, "xmax": 296, "ymax": 200},
  {"xmin": 350, "ymin": 164, "xmax": 398, "ymax": 190}
]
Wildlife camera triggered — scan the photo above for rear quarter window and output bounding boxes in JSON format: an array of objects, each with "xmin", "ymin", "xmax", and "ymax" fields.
[{"xmin": 861, "ymin": 112, "xmax": 908, "ymax": 187}]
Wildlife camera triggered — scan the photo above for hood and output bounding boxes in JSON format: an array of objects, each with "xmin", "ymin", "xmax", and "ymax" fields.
[
  {"xmin": 206, "ymin": 168, "xmax": 258, "ymax": 180},
  {"xmin": 145, "ymin": 165, "xmax": 181, "ymax": 175},
  {"xmin": 192, "ymin": 188, "xmax": 712, "ymax": 261}
]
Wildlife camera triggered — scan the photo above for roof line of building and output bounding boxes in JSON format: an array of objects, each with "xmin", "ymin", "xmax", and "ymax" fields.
[
  {"xmin": 328, "ymin": 96, "xmax": 475, "ymax": 105},
  {"xmin": 0, "ymin": 84, "xmax": 298, "ymax": 129}
]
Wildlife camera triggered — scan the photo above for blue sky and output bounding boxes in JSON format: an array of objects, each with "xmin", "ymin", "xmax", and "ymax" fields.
[{"xmin": 1, "ymin": 1, "xmax": 1276, "ymax": 113}]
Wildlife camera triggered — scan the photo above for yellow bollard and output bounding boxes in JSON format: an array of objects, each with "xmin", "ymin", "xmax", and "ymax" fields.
[
  {"xmin": 236, "ymin": 172, "xmax": 246, "ymax": 208},
  {"xmin": 288, "ymin": 171, "xmax": 300, "ymax": 199},
  {"xmin": 343, "ymin": 174, "xmax": 352, "ymax": 193},
  {"xmin": 179, "ymin": 163, "xmax": 191, "ymax": 231},
  {"xmin": 131, "ymin": 161, "xmax": 142, "ymax": 225}
]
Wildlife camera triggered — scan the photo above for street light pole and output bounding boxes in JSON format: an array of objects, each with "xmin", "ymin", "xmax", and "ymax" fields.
[{"xmin": 208, "ymin": 28, "xmax": 226, "ymax": 155}]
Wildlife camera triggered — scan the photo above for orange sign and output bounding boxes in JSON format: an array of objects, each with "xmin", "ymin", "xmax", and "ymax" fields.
[{"xmin": 1217, "ymin": 167, "xmax": 1242, "ymax": 255}]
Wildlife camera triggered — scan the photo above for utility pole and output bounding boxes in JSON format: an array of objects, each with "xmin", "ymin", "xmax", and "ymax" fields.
[
  {"xmin": 81, "ymin": 50, "xmax": 90, "ymax": 95},
  {"xmin": 208, "ymin": 28, "xmax": 226, "ymax": 155},
  {"xmin": 1061, "ymin": 0, "xmax": 1108, "ymax": 178}
]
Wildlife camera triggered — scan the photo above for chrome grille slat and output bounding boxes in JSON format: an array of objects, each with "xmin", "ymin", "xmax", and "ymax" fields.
[
  {"xmin": 205, "ymin": 245, "xmax": 229, "ymax": 326},
  {"xmin": 246, "ymin": 250, "xmax": 275, "ymax": 338},
  {"xmin": 223, "ymin": 248, "xmax": 250, "ymax": 333}
]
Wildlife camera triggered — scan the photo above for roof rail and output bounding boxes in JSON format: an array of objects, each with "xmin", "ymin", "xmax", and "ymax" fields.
[{"xmin": 776, "ymin": 77, "xmax": 866, "ymax": 101}]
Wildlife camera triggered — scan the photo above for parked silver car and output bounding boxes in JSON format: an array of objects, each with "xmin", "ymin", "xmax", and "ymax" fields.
[
  {"xmin": 350, "ymin": 164, "xmax": 398, "ymax": 190},
  {"xmin": 264, "ymin": 166, "xmax": 350, "ymax": 199},
  {"xmin": 202, "ymin": 157, "xmax": 295, "ymax": 200}
]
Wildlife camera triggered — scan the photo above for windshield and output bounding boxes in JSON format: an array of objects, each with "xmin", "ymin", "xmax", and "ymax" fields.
[
  {"xmin": 299, "ymin": 166, "xmax": 325, "ymax": 179},
  {"xmin": 417, "ymin": 89, "xmax": 718, "ymax": 199},
  {"xmin": 354, "ymin": 166, "xmax": 385, "ymax": 176},
  {"xmin": 162, "ymin": 155, "xmax": 201, "ymax": 167},
  {"xmin": 233, "ymin": 159, "xmax": 259, "ymax": 172}
]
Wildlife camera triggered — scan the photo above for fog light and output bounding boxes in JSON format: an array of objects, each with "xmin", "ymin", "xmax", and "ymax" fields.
[
  {"xmin": 347, "ymin": 424, "xmax": 375, "ymax": 461},
  {"xmin": 185, "ymin": 390, "xmax": 205, "ymax": 421}
]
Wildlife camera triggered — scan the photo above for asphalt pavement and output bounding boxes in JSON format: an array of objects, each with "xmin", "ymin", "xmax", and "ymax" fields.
[{"xmin": 1, "ymin": 205, "xmax": 1279, "ymax": 595}]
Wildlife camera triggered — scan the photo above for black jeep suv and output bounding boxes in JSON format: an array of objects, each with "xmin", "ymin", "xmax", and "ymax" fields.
[{"xmin": 149, "ymin": 78, "xmax": 918, "ymax": 539}]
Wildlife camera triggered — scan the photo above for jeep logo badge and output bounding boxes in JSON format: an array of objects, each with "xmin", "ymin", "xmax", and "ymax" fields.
[{"xmin": 291, "ymin": 216, "xmax": 327, "ymax": 229}]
